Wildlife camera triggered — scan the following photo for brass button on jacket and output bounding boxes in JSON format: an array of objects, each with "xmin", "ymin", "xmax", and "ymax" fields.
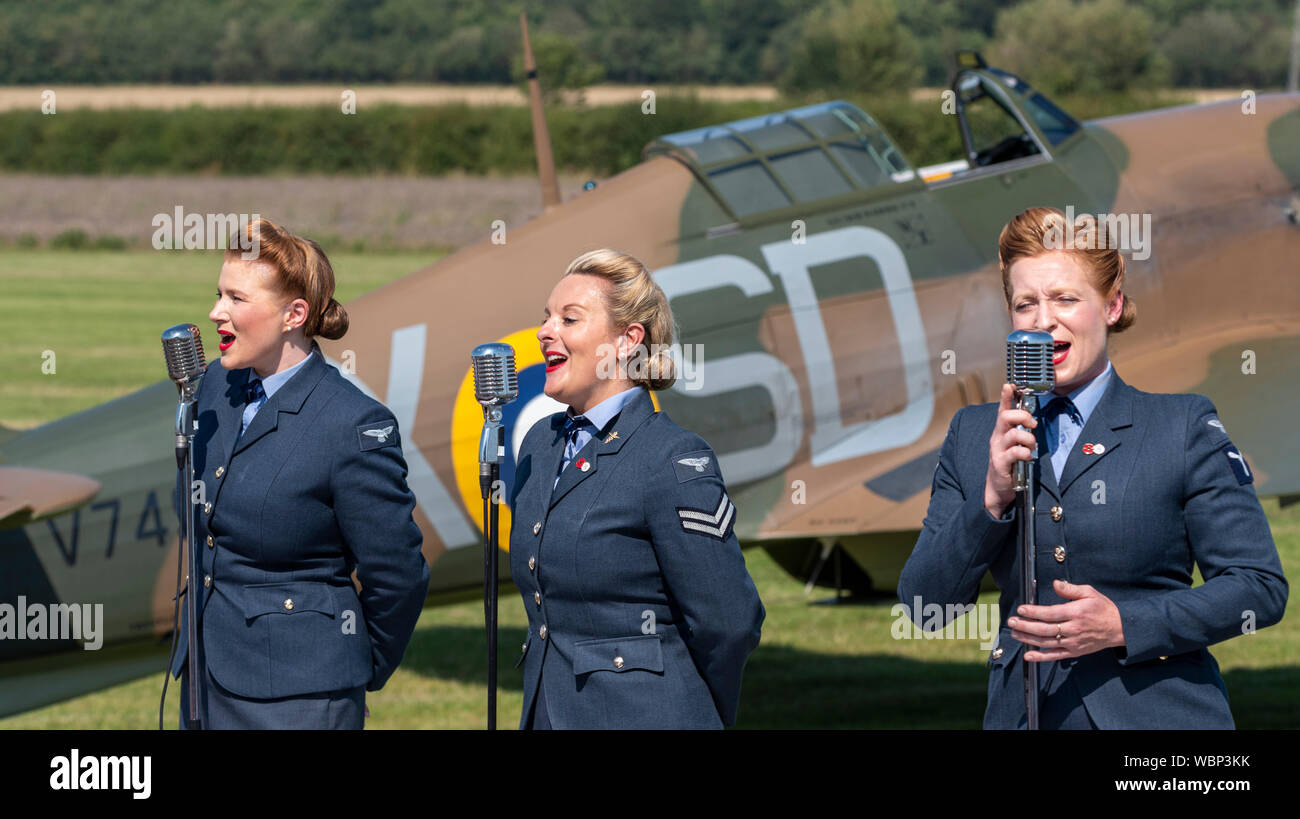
[
  {"xmin": 283, "ymin": 598, "xmax": 294, "ymax": 611},
  {"xmin": 215, "ymin": 466, "xmax": 225, "ymax": 478},
  {"xmin": 1050, "ymin": 505, "xmax": 1063, "ymax": 522},
  {"xmin": 1054, "ymin": 545, "xmax": 1066, "ymax": 563}
]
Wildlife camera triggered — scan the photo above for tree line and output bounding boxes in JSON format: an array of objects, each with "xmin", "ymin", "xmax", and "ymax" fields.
[{"xmin": 0, "ymin": 0, "xmax": 1294, "ymax": 94}]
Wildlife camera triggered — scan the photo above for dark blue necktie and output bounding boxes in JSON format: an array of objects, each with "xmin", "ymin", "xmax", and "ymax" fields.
[
  {"xmin": 238, "ymin": 378, "xmax": 267, "ymax": 439},
  {"xmin": 1038, "ymin": 396, "xmax": 1079, "ymax": 458},
  {"xmin": 559, "ymin": 415, "xmax": 594, "ymax": 476},
  {"xmin": 243, "ymin": 378, "xmax": 265, "ymax": 405}
]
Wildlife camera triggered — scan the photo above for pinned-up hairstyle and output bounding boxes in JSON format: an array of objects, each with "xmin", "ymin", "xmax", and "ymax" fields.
[
  {"xmin": 997, "ymin": 206, "xmax": 1136, "ymax": 333},
  {"xmin": 563, "ymin": 249, "xmax": 677, "ymax": 390},
  {"xmin": 226, "ymin": 217, "xmax": 349, "ymax": 340}
]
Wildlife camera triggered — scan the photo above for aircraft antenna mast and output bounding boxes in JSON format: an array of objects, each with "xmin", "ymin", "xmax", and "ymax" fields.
[
  {"xmin": 1290, "ymin": 0, "xmax": 1300, "ymax": 92},
  {"xmin": 521, "ymin": 12, "xmax": 562, "ymax": 210}
]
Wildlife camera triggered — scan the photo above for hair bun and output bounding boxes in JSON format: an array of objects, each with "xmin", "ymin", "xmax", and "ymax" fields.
[{"xmin": 316, "ymin": 297, "xmax": 349, "ymax": 340}]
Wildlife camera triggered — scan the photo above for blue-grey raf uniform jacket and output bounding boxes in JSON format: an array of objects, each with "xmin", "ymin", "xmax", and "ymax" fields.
[
  {"xmin": 170, "ymin": 344, "xmax": 430, "ymax": 702},
  {"xmin": 508, "ymin": 387, "xmax": 765, "ymax": 729},
  {"xmin": 899, "ymin": 371, "xmax": 1288, "ymax": 729}
]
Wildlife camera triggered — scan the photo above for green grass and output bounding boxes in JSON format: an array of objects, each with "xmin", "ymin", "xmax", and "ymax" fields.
[
  {"xmin": 0, "ymin": 249, "xmax": 439, "ymax": 429},
  {"xmin": 1, "ymin": 248, "xmax": 1295, "ymax": 729}
]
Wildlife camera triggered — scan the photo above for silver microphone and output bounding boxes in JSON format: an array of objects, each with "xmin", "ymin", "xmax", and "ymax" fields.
[
  {"xmin": 163, "ymin": 324, "xmax": 207, "ymax": 465},
  {"xmin": 471, "ymin": 343, "xmax": 518, "ymax": 467},
  {"xmin": 162, "ymin": 323, "xmax": 207, "ymax": 402},
  {"xmin": 1005, "ymin": 329, "xmax": 1055, "ymax": 491},
  {"xmin": 1005, "ymin": 329, "xmax": 1055, "ymax": 394},
  {"xmin": 471, "ymin": 343, "xmax": 519, "ymax": 409}
]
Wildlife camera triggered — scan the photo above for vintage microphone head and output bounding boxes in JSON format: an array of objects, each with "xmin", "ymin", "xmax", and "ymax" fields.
[
  {"xmin": 162, "ymin": 323, "xmax": 207, "ymax": 398},
  {"xmin": 471, "ymin": 343, "xmax": 519, "ymax": 408},
  {"xmin": 1005, "ymin": 329, "xmax": 1055, "ymax": 394}
]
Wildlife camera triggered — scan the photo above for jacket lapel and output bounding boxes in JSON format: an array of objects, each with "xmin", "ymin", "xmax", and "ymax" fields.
[
  {"xmin": 540, "ymin": 414, "xmax": 569, "ymax": 509},
  {"xmin": 230, "ymin": 346, "xmax": 330, "ymax": 457},
  {"xmin": 548, "ymin": 388, "xmax": 656, "ymax": 510},
  {"xmin": 1035, "ymin": 442, "xmax": 1061, "ymax": 503},
  {"xmin": 1055, "ymin": 372, "xmax": 1134, "ymax": 498},
  {"xmin": 215, "ymin": 366, "xmax": 251, "ymax": 469}
]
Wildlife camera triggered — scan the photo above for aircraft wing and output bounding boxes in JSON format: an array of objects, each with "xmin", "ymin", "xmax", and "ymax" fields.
[{"xmin": 0, "ymin": 466, "xmax": 102, "ymax": 530}]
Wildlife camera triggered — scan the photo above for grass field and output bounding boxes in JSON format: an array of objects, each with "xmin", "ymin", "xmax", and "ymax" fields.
[
  {"xmin": 0, "ymin": 249, "xmax": 440, "ymax": 429},
  {"xmin": 0, "ymin": 173, "xmax": 587, "ymax": 252},
  {"xmin": 1, "ymin": 249, "xmax": 1296, "ymax": 728}
]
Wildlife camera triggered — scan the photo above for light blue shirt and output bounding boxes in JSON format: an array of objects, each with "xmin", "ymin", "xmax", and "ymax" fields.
[
  {"xmin": 1041, "ymin": 359, "xmax": 1113, "ymax": 479},
  {"xmin": 241, "ymin": 349, "xmax": 316, "ymax": 436},
  {"xmin": 554, "ymin": 386, "xmax": 644, "ymax": 488}
]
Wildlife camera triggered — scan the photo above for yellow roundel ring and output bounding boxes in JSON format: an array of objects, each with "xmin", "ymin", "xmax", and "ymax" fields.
[
  {"xmin": 451, "ymin": 328, "xmax": 541, "ymax": 548},
  {"xmin": 451, "ymin": 328, "xmax": 659, "ymax": 550}
]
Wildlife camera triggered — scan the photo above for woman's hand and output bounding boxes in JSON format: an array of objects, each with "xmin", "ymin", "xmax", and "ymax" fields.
[
  {"xmin": 1008, "ymin": 579, "xmax": 1126, "ymax": 661},
  {"xmin": 984, "ymin": 382, "xmax": 1039, "ymax": 518}
]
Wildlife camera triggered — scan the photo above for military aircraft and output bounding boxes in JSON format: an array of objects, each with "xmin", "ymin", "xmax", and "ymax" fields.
[{"xmin": 3, "ymin": 48, "xmax": 1299, "ymax": 716}]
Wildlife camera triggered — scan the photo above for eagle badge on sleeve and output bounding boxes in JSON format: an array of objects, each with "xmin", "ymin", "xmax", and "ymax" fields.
[
  {"xmin": 357, "ymin": 421, "xmax": 399, "ymax": 451},
  {"xmin": 672, "ymin": 449, "xmax": 717, "ymax": 483}
]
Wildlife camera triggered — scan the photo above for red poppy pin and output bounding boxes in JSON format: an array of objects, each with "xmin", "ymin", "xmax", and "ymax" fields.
[{"xmin": 576, "ymin": 457, "xmax": 590, "ymax": 472}]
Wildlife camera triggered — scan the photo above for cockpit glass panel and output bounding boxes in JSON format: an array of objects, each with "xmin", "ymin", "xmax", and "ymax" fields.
[
  {"xmin": 797, "ymin": 110, "xmax": 855, "ymax": 139},
  {"xmin": 707, "ymin": 161, "xmax": 792, "ymax": 217},
  {"xmin": 1022, "ymin": 93, "xmax": 1081, "ymax": 146},
  {"xmin": 829, "ymin": 142, "xmax": 890, "ymax": 188},
  {"xmin": 689, "ymin": 134, "xmax": 753, "ymax": 164},
  {"xmin": 745, "ymin": 120, "xmax": 814, "ymax": 151},
  {"xmin": 770, "ymin": 148, "xmax": 854, "ymax": 201},
  {"xmin": 648, "ymin": 101, "xmax": 914, "ymax": 217}
]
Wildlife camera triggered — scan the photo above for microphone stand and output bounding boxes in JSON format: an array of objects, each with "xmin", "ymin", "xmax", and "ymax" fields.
[
  {"xmin": 175, "ymin": 394, "xmax": 203, "ymax": 729},
  {"xmin": 1013, "ymin": 388, "xmax": 1039, "ymax": 731},
  {"xmin": 478, "ymin": 405, "xmax": 504, "ymax": 731}
]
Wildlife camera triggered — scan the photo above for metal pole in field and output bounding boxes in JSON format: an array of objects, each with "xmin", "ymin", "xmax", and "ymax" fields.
[{"xmin": 471, "ymin": 344, "xmax": 518, "ymax": 730}]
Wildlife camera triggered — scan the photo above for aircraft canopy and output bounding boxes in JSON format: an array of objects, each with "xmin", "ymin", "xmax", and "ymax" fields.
[{"xmin": 644, "ymin": 101, "xmax": 914, "ymax": 219}]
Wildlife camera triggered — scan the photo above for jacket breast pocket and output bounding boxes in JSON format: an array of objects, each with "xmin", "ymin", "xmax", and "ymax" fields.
[
  {"xmin": 238, "ymin": 582, "xmax": 337, "ymax": 621},
  {"xmin": 572, "ymin": 634, "xmax": 664, "ymax": 676}
]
